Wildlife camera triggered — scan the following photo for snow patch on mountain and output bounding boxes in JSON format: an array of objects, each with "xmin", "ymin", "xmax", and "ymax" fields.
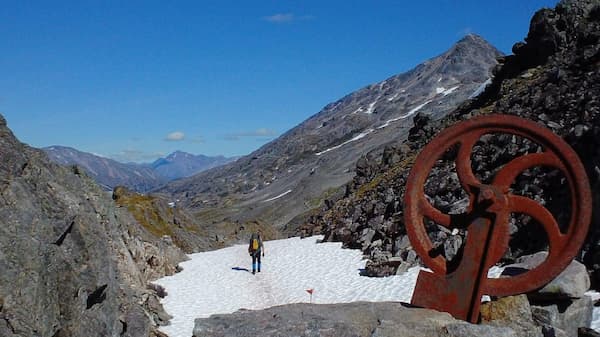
[
  {"xmin": 365, "ymin": 97, "xmax": 379, "ymax": 114},
  {"xmin": 376, "ymin": 100, "xmax": 433, "ymax": 130},
  {"xmin": 469, "ymin": 78, "xmax": 492, "ymax": 98},
  {"xmin": 316, "ymin": 129, "xmax": 374, "ymax": 156},
  {"xmin": 387, "ymin": 92, "xmax": 400, "ymax": 102},
  {"xmin": 437, "ymin": 85, "xmax": 460, "ymax": 96},
  {"xmin": 262, "ymin": 189, "xmax": 292, "ymax": 202},
  {"xmin": 351, "ymin": 107, "xmax": 364, "ymax": 114}
]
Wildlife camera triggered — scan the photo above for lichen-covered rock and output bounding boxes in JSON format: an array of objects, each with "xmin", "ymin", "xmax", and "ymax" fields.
[
  {"xmin": 480, "ymin": 295, "xmax": 542, "ymax": 337},
  {"xmin": 113, "ymin": 185, "xmax": 216, "ymax": 254}
]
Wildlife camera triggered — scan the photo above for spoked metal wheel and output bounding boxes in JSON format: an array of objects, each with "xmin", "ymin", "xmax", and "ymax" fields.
[{"xmin": 405, "ymin": 114, "xmax": 591, "ymax": 321}]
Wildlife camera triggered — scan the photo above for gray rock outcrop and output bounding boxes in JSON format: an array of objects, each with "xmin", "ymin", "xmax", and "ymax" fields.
[
  {"xmin": 503, "ymin": 252, "xmax": 591, "ymax": 299},
  {"xmin": 480, "ymin": 295, "xmax": 542, "ymax": 337},
  {"xmin": 192, "ymin": 296, "xmax": 595, "ymax": 337},
  {"xmin": 532, "ymin": 297, "xmax": 593, "ymax": 337},
  {"xmin": 500, "ymin": 252, "xmax": 594, "ymax": 336},
  {"xmin": 192, "ymin": 302, "xmax": 520, "ymax": 337},
  {"xmin": 0, "ymin": 114, "xmax": 186, "ymax": 337}
]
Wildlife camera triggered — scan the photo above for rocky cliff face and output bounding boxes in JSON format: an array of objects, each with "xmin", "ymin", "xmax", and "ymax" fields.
[
  {"xmin": 0, "ymin": 115, "xmax": 186, "ymax": 336},
  {"xmin": 159, "ymin": 35, "xmax": 501, "ymax": 231},
  {"xmin": 309, "ymin": 0, "xmax": 600, "ymax": 279}
]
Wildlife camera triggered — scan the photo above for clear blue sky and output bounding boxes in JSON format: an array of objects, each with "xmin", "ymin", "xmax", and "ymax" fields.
[{"xmin": 0, "ymin": 0, "xmax": 558, "ymax": 162}]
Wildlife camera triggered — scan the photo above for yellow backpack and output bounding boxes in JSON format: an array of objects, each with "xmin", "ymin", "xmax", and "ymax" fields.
[{"xmin": 252, "ymin": 238, "xmax": 259, "ymax": 250}]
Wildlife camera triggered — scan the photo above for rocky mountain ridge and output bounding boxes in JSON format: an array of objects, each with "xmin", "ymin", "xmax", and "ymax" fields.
[
  {"xmin": 159, "ymin": 34, "xmax": 502, "ymax": 231},
  {"xmin": 305, "ymin": 0, "xmax": 600, "ymax": 285},
  {"xmin": 43, "ymin": 146, "xmax": 234, "ymax": 192}
]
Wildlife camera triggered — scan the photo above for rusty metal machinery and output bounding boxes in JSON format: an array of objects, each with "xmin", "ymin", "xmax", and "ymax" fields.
[{"xmin": 405, "ymin": 114, "xmax": 592, "ymax": 323}]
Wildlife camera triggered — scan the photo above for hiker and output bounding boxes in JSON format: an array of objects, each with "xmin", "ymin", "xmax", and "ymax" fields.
[{"xmin": 248, "ymin": 230, "xmax": 264, "ymax": 274}]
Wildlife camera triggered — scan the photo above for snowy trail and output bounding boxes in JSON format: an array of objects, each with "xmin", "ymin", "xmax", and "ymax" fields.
[
  {"xmin": 154, "ymin": 236, "xmax": 421, "ymax": 337},
  {"xmin": 154, "ymin": 235, "xmax": 600, "ymax": 337}
]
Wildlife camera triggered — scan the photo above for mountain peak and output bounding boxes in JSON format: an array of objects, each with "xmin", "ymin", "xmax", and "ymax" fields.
[
  {"xmin": 166, "ymin": 150, "xmax": 194, "ymax": 160},
  {"xmin": 458, "ymin": 33, "xmax": 486, "ymax": 43},
  {"xmin": 441, "ymin": 34, "xmax": 503, "ymax": 70},
  {"xmin": 151, "ymin": 151, "xmax": 234, "ymax": 181},
  {"xmin": 159, "ymin": 33, "xmax": 502, "ymax": 228},
  {"xmin": 453, "ymin": 33, "xmax": 500, "ymax": 53}
]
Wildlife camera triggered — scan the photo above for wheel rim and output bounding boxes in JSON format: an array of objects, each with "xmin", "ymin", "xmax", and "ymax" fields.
[{"xmin": 404, "ymin": 114, "xmax": 591, "ymax": 296}]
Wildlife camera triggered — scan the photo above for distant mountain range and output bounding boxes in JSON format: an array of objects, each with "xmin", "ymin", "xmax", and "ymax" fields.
[
  {"xmin": 158, "ymin": 34, "xmax": 502, "ymax": 229},
  {"xmin": 43, "ymin": 146, "xmax": 236, "ymax": 192},
  {"xmin": 150, "ymin": 151, "xmax": 234, "ymax": 181}
]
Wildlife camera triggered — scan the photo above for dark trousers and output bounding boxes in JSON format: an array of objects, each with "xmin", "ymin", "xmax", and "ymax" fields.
[{"xmin": 251, "ymin": 251, "xmax": 261, "ymax": 272}]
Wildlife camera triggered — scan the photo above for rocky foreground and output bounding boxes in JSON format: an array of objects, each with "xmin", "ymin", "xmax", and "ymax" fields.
[
  {"xmin": 193, "ymin": 298, "xmax": 592, "ymax": 337},
  {"xmin": 190, "ymin": 255, "xmax": 595, "ymax": 337}
]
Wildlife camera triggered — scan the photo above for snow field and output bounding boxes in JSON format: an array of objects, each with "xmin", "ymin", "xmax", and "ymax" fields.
[
  {"xmin": 154, "ymin": 235, "xmax": 600, "ymax": 337},
  {"xmin": 154, "ymin": 236, "xmax": 421, "ymax": 337}
]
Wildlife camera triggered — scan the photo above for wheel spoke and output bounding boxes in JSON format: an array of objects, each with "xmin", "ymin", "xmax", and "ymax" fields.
[
  {"xmin": 508, "ymin": 195, "xmax": 565, "ymax": 252},
  {"xmin": 493, "ymin": 152, "xmax": 564, "ymax": 188},
  {"xmin": 419, "ymin": 196, "xmax": 451, "ymax": 227},
  {"xmin": 456, "ymin": 132, "xmax": 483, "ymax": 192}
]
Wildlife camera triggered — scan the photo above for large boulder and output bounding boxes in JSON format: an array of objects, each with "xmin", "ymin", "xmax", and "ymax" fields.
[
  {"xmin": 531, "ymin": 296, "xmax": 593, "ymax": 337},
  {"xmin": 480, "ymin": 295, "xmax": 542, "ymax": 337},
  {"xmin": 502, "ymin": 252, "xmax": 591, "ymax": 299},
  {"xmin": 193, "ymin": 302, "xmax": 523, "ymax": 337}
]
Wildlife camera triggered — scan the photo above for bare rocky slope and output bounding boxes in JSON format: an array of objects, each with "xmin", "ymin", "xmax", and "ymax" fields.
[
  {"xmin": 158, "ymin": 34, "xmax": 502, "ymax": 232},
  {"xmin": 305, "ymin": 0, "xmax": 600, "ymax": 283},
  {"xmin": 0, "ymin": 115, "xmax": 186, "ymax": 337},
  {"xmin": 112, "ymin": 186, "xmax": 279, "ymax": 254}
]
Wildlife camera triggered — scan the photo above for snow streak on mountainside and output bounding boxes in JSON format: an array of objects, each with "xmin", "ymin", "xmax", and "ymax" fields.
[{"xmin": 158, "ymin": 34, "xmax": 503, "ymax": 230}]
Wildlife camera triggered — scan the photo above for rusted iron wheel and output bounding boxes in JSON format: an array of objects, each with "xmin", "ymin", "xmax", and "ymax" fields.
[{"xmin": 405, "ymin": 114, "xmax": 591, "ymax": 297}]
